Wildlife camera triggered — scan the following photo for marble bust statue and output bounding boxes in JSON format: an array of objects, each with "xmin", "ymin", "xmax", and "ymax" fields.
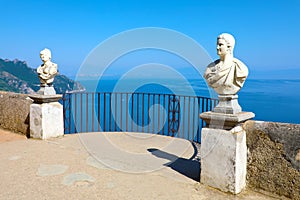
[
  {"xmin": 204, "ymin": 33, "xmax": 248, "ymax": 95},
  {"xmin": 37, "ymin": 48, "xmax": 58, "ymax": 87}
]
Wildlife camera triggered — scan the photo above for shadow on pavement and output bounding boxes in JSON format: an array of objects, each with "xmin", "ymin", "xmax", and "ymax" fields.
[{"xmin": 148, "ymin": 145, "xmax": 201, "ymax": 182}]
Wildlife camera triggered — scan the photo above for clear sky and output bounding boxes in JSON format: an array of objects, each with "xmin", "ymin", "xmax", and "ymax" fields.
[{"xmin": 1, "ymin": 0, "xmax": 300, "ymax": 78}]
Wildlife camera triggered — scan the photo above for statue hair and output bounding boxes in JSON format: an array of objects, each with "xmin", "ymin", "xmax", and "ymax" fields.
[
  {"xmin": 40, "ymin": 48, "xmax": 51, "ymax": 59},
  {"xmin": 217, "ymin": 33, "xmax": 235, "ymax": 51}
]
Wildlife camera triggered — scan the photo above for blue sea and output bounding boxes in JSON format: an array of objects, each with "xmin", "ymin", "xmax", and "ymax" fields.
[{"xmin": 78, "ymin": 78, "xmax": 300, "ymax": 125}]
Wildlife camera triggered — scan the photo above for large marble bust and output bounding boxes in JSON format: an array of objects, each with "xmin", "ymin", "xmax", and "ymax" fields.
[
  {"xmin": 37, "ymin": 48, "xmax": 58, "ymax": 87},
  {"xmin": 204, "ymin": 33, "xmax": 248, "ymax": 95}
]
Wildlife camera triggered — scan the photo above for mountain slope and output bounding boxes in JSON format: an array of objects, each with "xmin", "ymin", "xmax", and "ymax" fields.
[{"xmin": 0, "ymin": 58, "xmax": 84, "ymax": 94}]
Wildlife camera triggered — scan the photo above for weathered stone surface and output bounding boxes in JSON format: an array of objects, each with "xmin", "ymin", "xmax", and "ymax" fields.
[
  {"xmin": 200, "ymin": 111, "xmax": 254, "ymax": 130},
  {"xmin": 0, "ymin": 91, "xmax": 32, "ymax": 135},
  {"xmin": 244, "ymin": 120, "xmax": 300, "ymax": 199},
  {"xmin": 37, "ymin": 86, "xmax": 56, "ymax": 95},
  {"xmin": 29, "ymin": 94, "xmax": 62, "ymax": 104},
  {"xmin": 213, "ymin": 94, "xmax": 241, "ymax": 114},
  {"xmin": 30, "ymin": 101, "xmax": 64, "ymax": 139},
  {"xmin": 37, "ymin": 164, "xmax": 68, "ymax": 177},
  {"xmin": 200, "ymin": 126, "xmax": 247, "ymax": 194}
]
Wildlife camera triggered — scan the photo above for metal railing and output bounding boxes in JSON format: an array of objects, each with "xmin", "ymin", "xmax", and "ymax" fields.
[{"xmin": 61, "ymin": 92, "xmax": 217, "ymax": 143}]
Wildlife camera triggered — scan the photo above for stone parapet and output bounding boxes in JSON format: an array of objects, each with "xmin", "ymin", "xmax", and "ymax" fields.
[
  {"xmin": 244, "ymin": 120, "xmax": 300, "ymax": 199},
  {"xmin": 0, "ymin": 91, "xmax": 33, "ymax": 136}
]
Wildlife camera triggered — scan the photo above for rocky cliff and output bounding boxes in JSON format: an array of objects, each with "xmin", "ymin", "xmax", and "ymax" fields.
[{"xmin": 0, "ymin": 58, "xmax": 84, "ymax": 94}]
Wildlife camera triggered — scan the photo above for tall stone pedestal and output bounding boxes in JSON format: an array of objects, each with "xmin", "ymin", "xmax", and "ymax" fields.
[
  {"xmin": 199, "ymin": 111, "xmax": 254, "ymax": 194},
  {"xmin": 200, "ymin": 126, "xmax": 247, "ymax": 194},
  {"xmin": 29, "ymin": 95, "xmax": 64, "ymax": 139}
]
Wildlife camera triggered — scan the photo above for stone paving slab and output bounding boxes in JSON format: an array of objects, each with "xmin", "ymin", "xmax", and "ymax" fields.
[{"xmin": 0, "ymin": 132, "xmax": 282, "ymax": 200}]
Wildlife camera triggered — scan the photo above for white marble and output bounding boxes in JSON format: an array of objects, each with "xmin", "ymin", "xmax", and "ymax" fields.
[
  {"xmin": 37, "ymin": 86, "xmax": 56, "ymax": 95},
  {"xmin": 200, "ymin": 111, "xmax": 255, "ymax": 130},
  {"xmin": 213, "ymin": 94, "xmax": 241, "ymax": 114},
  {"xmin": 200, "ymin": 126, "xmax": 247, "ymax": 194},
  {"xmin": 204, "ymin": 33, "xmax": 248, "ymax": 95},
  {"xmin": 37, "ymin": 48, "xmax": 58, "ymax": 88},
  {"xmin": 30, "ymin": 102, "xmax": 64, "ymax": 139}
]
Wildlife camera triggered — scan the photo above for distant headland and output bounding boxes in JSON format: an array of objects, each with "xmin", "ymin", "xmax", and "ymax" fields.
[{"xmin": 0, "ymin": 58, "xmax": 85, "ymax": 94}]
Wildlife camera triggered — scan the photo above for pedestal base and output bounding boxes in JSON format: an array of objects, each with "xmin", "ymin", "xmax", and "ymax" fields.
[
  {"xmin": 214, "ymin": 95, "xmax": 242, "ymax": 114},
  {"xmin": 200, "ymin": 126, "xmax": 247, "ymax": 194},
  {"xmin": 29, "ymin": 95, "xmax": 64, "ymax": 140},
  {"xmin": 37, "ymin": 86, "xmax": 56, "ymax": 95}
]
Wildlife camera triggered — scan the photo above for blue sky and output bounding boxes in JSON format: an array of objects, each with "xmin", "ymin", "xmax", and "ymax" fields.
[{"xmin": 1, "ymin": 0, "xmax": 300, "ymax": 78}]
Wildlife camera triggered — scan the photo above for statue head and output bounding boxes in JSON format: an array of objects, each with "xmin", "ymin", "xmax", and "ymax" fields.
[
  {"xmin": 40, "ymin": 48, "xmax": 51, "ymax": 62},
  {"xmin": 217, "ymin": 33, "xmax": 235, "ymax": 56}
]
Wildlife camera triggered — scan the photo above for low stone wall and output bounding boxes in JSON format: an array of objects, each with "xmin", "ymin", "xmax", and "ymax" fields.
[
  {"xmin": 244, "ymin": 120, "xmax": 300, "ymax": 199},
  {"xmin": 0, "ymin": 91, "xmax": 32, "ymax": 136}
]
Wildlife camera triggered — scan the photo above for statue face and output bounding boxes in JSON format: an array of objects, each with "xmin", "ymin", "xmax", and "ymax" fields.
[
  {"xmin": 217, "ymin": 38, "xmax": 229, "ymax": 57},
  {"xmin": 40, "ymin": 53, "xmax": 50, "ymax": 62}
]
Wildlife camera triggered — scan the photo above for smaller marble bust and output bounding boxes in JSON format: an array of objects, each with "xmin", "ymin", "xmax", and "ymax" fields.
[
  {"xmin": 37, "ymin": 48, "xmax": 58, "ymax": 87},
  {"xmin": 204, "ymin": 33, "xmax": 248, "ymax": 95}
]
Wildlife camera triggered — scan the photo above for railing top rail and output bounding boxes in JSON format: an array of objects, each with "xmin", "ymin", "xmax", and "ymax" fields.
[{"xmin": 63, "ymin": 91, "xmax": 218, "ymax": 101}]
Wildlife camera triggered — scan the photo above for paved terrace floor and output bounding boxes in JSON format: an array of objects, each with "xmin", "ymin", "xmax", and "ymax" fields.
[{"xmin": 0, "ymin": 129, "xmax": 282, "ymax": 200}]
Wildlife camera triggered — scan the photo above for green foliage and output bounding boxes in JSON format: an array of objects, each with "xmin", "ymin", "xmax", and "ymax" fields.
[
  {"xmin": 0, "ymin": 79, "xmax": 19, "ymax": 93},
  {"xmin": 0, "ymin": 58, "xmax": 84, "ymax": 94}
]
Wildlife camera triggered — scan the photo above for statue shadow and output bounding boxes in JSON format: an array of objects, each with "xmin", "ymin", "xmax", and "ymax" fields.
[{"xmin": 148, "ymin": 143, "xmax": 201, "ymax": 182}]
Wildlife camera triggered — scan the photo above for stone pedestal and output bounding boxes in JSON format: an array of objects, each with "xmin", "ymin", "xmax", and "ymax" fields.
[
  {"xmin": 200, "ymin": 111, "xmax": 255, "ymax": 130},
  {"xmin": 200, "ymin": 126, "xmax": 247, "ymax": 194},
  {"xmin": 199, "ymin": 111, "xmax": 254, "ymax": 194},
  {"xmin": 37, "ymin": 86, "xmax": 56, "ymax": 95},
  {"xmin": 214, "ymin": 95, "xmax": 241, "ymax": 114},
  {"xmin": 29, "ymin": 94, "xmax": 63, "ymax": 139}
]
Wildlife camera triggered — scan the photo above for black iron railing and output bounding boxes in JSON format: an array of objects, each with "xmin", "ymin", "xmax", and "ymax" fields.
[{"xmin": 61, "ymin": 92, "xmax": 217, "ymax": 143}]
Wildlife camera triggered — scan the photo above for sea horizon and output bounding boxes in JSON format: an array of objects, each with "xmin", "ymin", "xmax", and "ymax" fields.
[{"xmin": 73, "ymin": 77, "xmax": 300, "ymax": 125}]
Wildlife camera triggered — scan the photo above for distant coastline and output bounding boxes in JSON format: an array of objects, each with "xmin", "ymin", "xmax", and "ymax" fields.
[{"xmin": 0, "ymin": 58, "xmax": 85, "ymax": 94}]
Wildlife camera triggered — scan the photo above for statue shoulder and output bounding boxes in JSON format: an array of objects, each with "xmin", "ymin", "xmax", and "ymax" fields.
[
  {"xmin": 207, "ymin": 59, "xmax": 220, "ymax": 68},
  {"xmin": 233, "ymin": 58, "xmax": 248, "ymax": 76},
  {"xmin": 37, "ymin": 64, "xmax": 44, "ymax": 72},
  {"xmin": 49, "ymin": 62, "xmax": 58, "ymax": 71},
  {"xmin": 51, "ymin": 62, "xmax": 58, "ymax": 67},
  {"xmin": 204, "ymin": 59, "xmax": 220, "ymax": 79},
  {"xmin": 233, "ymin": 58, "xmax": 246, "ymax": 67},
  {"xmin": 205, "ymin": 59, "xmax": 220, "ymax": 72}
]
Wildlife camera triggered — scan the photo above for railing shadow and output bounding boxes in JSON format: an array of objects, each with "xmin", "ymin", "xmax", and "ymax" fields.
[{"xmin": 148, "ymin": 145, "xmax": 201, "ymax": 182}]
